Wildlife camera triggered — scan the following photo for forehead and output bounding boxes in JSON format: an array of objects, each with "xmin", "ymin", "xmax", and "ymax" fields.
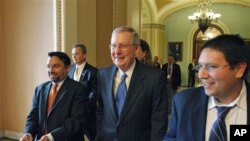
[
  {"xmin": 168, "ymin": 56, "xmax": 174, "ymax": 60},
  {"xmin": 47, "ymin": 56, "xmax": 63, "ymax": 64},
  {"xmin": 199, "ymin": 48, "xmax": 227, "ymax": 63},
  {"xmin": 111, "ymin": 31, "xmax": 132, "ymax": 43},
  {"xmin": 72, "ymin": 47, "xmax": 82, "ymax": 53}
]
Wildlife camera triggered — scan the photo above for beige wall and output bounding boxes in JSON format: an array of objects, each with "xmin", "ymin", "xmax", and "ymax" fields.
[
  {"xmin": 96, "ymin": 0, "xmax": 113, "ymax": 67},
  {"xmin": 0, "ymin": 0, "xmax": 4, "ymax": 131},
  {"xmin": 77, "ymin": 0, "xmax": 97, "ymax": 66},
  {"xmin": 0, "ymin": 0, "xmax": 129, "ymax": 137},
  {"xmin": 0, "ymin": 0, "xmax": 54, "ymax": 133}
]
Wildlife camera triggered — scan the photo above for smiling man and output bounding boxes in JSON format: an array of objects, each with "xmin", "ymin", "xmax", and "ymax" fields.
[
  {"xmin": 163, "ymin": 34, "xmax": 250, "ymax": 141},
  {"xmin": 20, "ymin": 52, "xmax": 88, "ymax": 141},
  {"xmin": 95, "ymin": 26, "xmax": 168, "ymax": 141}
]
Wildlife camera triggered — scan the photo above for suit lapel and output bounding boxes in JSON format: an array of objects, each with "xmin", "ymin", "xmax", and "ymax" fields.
[
  {"xmin": 47, "ymin": 78, "xmax": 69, "ymax": 117},
  {"xmin": 68, "ymin": 65, "xmax": 75, "ymax": 79},
  {"xmin": 117, "ymin": 62, "xmax": 146, "ymax": 124},
  {"xmin": 191, "ymin": 88, "xmax": 208, "ymax": 141},
  {"xmin": 79, "ymin": 64, "xmax": 88, "ymax": 82},
  {"xmin": 105, "ymin": 66, "xmax": 119, "ymax": 122},
  {"xmin": 246, "ymin": 81, "xmax": 250, "ymax": 124},
  {"xmin": 49, "ymin": 88, "xmax": 67, "ymax": 115},
  {"xmin": 43, "ymin": 83, "xmax": 51, "ymax": 118}
]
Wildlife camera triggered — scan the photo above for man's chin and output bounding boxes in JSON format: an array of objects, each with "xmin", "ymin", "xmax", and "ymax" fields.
[{"xmin": 50, "ymin": 77, "xmax": 59, "ymax": 82}]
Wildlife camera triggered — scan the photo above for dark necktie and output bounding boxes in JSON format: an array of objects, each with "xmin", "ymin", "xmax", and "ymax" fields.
[
  {"xmin": 116, "ymin": 73, "xmax": 127, "ymax": 117},
  {"xmin": 209, "ymin": 106, "xmax": 232, "ymax": 141},
  {"xmin": 168, "ymin": 65, "xmax": 171, "ymax": 75}
]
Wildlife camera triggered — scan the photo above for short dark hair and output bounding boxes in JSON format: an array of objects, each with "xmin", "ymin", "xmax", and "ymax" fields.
[
  {"xmin": 201, "ymin": 34, "xmax": 249, "ymax": 79},
  {"xmin": 140, "ymin": 39, "xmax": 150, "ymax": 52},
  {"xmin": 48, "ymin": 51, "xmax": 71, "ymax": 66},
  {"xmin": 72, "ymin": 43, "xmax": 87, "ymax": 54}
]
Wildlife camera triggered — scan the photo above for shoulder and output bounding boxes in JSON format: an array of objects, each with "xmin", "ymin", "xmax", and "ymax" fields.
[
  {"xmin": 70, "ymin": 64, "xmax": 76, "ymax": 69},
  {"xmin": 98, "ymin": 65, "xmax": 116, "ymax": 79},
  {"xmin": 174, "ymin": 63, "xmax": 180, "ymax": 67},
  {"xmin": 99, "ymin": 65, "xmax": 114, "ymax": 72},
  {"xmin": 85, "ymin": 62, "xmax": 98, "ymax": 71},
  {"xmin": 174, "ymin": 87, "xmax": 207, "ymax": 104},
  {"xmin": 37, "ymin": 81, "xmax": 51, "ymax": 89},
  {"xmin": 162, "ymin": 63, "xmax": 168, "ymax": 69},
  {"xmin": 134, "ymin": 62, "xmax": 165, "ymax": 81}
]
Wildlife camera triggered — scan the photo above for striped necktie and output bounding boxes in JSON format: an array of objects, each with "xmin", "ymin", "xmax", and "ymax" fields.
[{"xmin": 209, "ymin": 106, "xmax": 232, "ymax": 141}]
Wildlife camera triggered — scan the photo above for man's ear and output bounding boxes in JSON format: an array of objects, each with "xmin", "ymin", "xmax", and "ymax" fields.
[{"xmin": 235, "ymin": 62, "xmax": 247, "ymax": 78}]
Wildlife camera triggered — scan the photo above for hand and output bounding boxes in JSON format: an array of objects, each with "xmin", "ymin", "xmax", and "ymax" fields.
[
  {"xmin": 39, "ymin": 135, "xmax": 49, "ymax": 141},
  {"xmin": 19, "ymin": 133, "xmax": 33, "ymax": 141}
]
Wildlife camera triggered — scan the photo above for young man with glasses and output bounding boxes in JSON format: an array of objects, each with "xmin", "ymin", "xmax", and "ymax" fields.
[{"xmin": 163, "ymin": 34, "xmax": 250, "ymax": 141}]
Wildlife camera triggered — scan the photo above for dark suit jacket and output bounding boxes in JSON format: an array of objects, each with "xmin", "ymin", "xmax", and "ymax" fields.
[
  {"xmin": 24, "ymin": 77, "xmax": 88, "ymax": 141},
  {"xmin": 95, "ymin": 60, "xmax": 168, "ymax": 141},
  {"xmin": 164, "ymin": 81, "xmax": 250, "ymax": 141},
  {"xmin": 188, "ymin": 63, "xmax": 196, "ymax": 76},
  {"xmin": 162, "ymin": 63, "xmax": 181, "ymax": 90},
  {"xmin": 69, "ymin": 62, "xmax": 98, "ymax": 140}
]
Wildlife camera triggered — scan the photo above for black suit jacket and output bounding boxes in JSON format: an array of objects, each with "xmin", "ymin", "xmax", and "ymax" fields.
[
  {"xmin": 96, "ymin": 60, "xmax": 168, "ymax": 141},
  {"xmin": 69, "ymin": 62, "xmax": 98, "ymax": 140},
  {"xmin": 164, "ymin": 81, "xmax": 250, "ymax": 141},
  {"xmin": 24, "ymin": 76, "xmax": 88, "ymax": 141},
  {"xmin": 162, "ymin": 63, "xmax": 181, "ymax": 90},
  {"xmin": 188, "ymin": 63, "xmax": 196, "ymax": 76}
]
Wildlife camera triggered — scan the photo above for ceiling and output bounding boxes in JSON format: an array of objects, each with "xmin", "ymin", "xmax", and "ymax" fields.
[{"xmin": 142, "ymin": 0, "xmax": 250, "ymax": 23}]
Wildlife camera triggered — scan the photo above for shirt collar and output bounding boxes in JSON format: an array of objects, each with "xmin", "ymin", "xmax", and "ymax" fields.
[
  {"xmin": 208, "ymin": 80, "xmax": 247, "ymax": 109},
  {"xmin": 117, "ymin": 60, "xmax": 136, "ymax": 79},
  {"xmin": 76, "ymin": 61, "xmax": 86, "ymax": 70}
]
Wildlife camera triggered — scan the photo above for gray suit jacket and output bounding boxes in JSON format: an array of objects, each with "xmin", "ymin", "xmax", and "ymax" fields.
[
  {"xmin": 96, "ymin": 60, "xmax": 168, "ymax": 141},
  {"xmin": 24, "ymin": 77, "xmax": 88, "ymax": 141}
]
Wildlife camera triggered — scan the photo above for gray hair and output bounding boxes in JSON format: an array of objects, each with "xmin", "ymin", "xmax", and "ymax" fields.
[{"xmin": 111, "ymin": 26, "xmax": 140, "ymax": 46}]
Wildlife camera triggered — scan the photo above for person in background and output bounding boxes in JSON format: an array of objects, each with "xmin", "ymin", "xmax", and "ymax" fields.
[
  {"xmin": 153, "ymin": 56, "xmax": 161, "ymax": 69},
  {"xmin": 68, "ymin": 44, "xmax": 98, "ymax": 141},
  {"xmin": 163, "ymin": 34, "xmax": 250, "ymax": 141},
  {"xmin": 136, "ymin": 39, "xmax": 153, "ymax": 66},
  {"xmin": 162, "ymin": 55, "xmax": 181, "ymax": 114},
  {"xmin": 188, "ymin": 59, "xmax": 196, "ymax": 87},
  {"xmin": 20, "ymin": 51, "xmax": 88, "ymax": 141},
  {"xmin": 95, "ymin": 26, "xmax": 168, "ymax": 141}
]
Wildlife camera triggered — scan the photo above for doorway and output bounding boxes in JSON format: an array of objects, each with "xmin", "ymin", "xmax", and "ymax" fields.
[{"xmin": 193, "ymin": 25, "xmax": 224, "ymax": 61}]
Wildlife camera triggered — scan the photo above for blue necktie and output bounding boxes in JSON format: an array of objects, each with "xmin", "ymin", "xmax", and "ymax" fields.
[
  {"xmin": 209, "ymin": 106, "xmax": 232, "ymax": 141},
  {"xmin": 116, "ymin": 73, "xmax": 127, "ymax": 116}
]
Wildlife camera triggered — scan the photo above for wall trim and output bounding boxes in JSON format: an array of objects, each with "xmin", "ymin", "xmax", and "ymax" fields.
[
  {"xmin": 0, "ymin": 130, "xmax": 4, "ymax": 138},
  {"xmin": 3, "ymin": 130, "xmax": 23, "ymax": 140}
]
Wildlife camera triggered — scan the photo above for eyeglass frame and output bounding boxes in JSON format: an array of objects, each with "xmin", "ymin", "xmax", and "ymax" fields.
[
  {"xmin": 109, "ymin": 43, "xmax": 135, "ymax": 50},
  {"xmin": 195, "ymin": 63, "xmax": 231, "ymax": 72}
]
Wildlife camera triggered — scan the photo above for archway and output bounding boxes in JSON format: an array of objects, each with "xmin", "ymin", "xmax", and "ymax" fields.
[{"xmin": 192, "ymin": 25, "xmax": 224, "ymax": 62}]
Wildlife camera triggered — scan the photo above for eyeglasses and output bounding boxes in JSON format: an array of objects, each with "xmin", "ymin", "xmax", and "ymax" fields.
[
  {"xmin": 109, "ymin": 44, "xmax": 133, "ymax": 50},
  {"xmin": 195, "ymin": 64, "xmax": 230, "ymax": 72},
  {"xmin": 47, "ymin": 64, "xmax": 62, "ymax": 70}
]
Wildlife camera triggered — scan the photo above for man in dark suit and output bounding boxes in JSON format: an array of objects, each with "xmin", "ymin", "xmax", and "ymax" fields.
[
  {"xmin": 69, "ymin": 43, "xmax": 98, "ymax": 141},
  {"xmin": 163, "ymin": 34, "xmax": 250, "ymax": 141},
  {"xmin": 95, "ymin": 26, "xmax": 168, "ymax": 141},
  {"xmin": 20, "ymin": 52, "xmax": 88, "ymax": 141},
  {"xmin": 162, "ymin": 55, "xmax": 181, "ymax": 114},
  {"xmin": 188, "ymin": 59, "xmax": 196, "ymax": 87}
]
